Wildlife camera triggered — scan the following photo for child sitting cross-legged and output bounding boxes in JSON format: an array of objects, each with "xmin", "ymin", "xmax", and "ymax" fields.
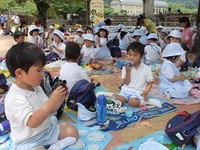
[
  {"xmin": 59, "ymin": 42, "xmax": 93, "ymax": 91},
  {"xmin": 5, "ymin": 42, "xmax": 78, "ymax": 150},
  {"xmin": 113, "ymin": 42, "xmax": 153, "ymax": 107}
]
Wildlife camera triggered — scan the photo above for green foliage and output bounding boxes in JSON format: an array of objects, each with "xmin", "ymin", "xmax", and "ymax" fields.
[
  {"xmin": 168, "ymin": 2, "xmax": 197, "ymax": 13},
  {"xmin": 104, "ymin": 4, "xmax": 116, "ymax": 16}
]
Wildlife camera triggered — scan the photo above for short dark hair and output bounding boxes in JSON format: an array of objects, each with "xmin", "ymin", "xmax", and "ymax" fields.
[
  {"xmin": 127, "ymin": 42, "xmax": 145, "ymax": 56},
  {"xmin": 13, "ymin": 31, "xmax": 24, "ymax": 40},
  {"xmin": 5, "ymin": 42, "xmax": 46, "ymax": 77},
  {"xmin": 85, "ymin": 26, "xmax": 93, "ymax": 33},
  {"xmin": 65, "ymin": 42, "xmax": 80, "ymax": 60},
  {"xmin": 179, "ymin": 17, "xmax": 191, "ymax": 27},
  {"xmin": 104, "ymin": 19, "xmax": 111, "ymax": 25}
]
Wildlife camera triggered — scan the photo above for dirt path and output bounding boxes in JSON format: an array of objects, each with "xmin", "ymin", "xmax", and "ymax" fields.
[{"xmin": 0, "ymin": 35, "xmax": 15, "ymax": 57}]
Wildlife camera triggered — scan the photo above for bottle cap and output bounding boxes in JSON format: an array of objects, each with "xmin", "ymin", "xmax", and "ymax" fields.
[{"xmin": 97, "ymin": 95, "xmax": 106, "ymax": 106}]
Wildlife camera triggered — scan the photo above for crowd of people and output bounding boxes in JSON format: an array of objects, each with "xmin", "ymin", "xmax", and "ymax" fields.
[{"xmin": 1, "ymin": 13, "xmax": 200, "ymax": 149}]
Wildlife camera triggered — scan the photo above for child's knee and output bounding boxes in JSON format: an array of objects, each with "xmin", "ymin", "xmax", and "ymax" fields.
[{"xmin": 128, "ymin": 98, "xmax": 140, "ymax": 107}]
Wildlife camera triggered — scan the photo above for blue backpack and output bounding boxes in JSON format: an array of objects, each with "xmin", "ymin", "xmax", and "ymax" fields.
[
  {"xmin": 165, "ymin": 110, "xmax": 200, "ymax": 147},
  {"xmin": 67, "ymin": 79, "xmax": 100, "ymax": 111}
]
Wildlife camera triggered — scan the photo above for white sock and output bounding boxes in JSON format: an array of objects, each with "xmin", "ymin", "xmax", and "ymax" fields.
[
  {"xmin": 48, "ymin": 137, "xmax": 76, "ymax": 150},
  {"xmin": 140, "ymin": 100, "xmax": 146, "ymax": 106}
]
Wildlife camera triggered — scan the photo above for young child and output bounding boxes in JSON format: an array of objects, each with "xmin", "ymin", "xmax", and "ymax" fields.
[
  {"xmin": 144, "ymin": 33, "xmax": 162, "ymax": 65},
  {"xmin": 85, "ymin": 26, "xmax": 93, "ymax": 34},
  {"xmin": 159, "ymin": 43, "xmax": 192, "ymax": 100},
  {"xmin": 139, "ymin": 26, "xmax": 148, "ymax": 45},
  {"xmin": 167, "ymin": 30, "xmax": 187, "ymax": 70},
  {"xmin": 118, "ymin": 26, "xmax": 130, "ymax": 52},
  {"xmin": 59, "ymin": 42, "xmax": 93, "ymax": 90},
  {"xmin": 158, "ymin": 28, "xmax": 168, "ymax": 50},
  {"xmin": 73, "ymin": 28, "xmax": 84, "ymax": 47},
  {"xmin": 13, "ymin": 31, "xmax": 25, "ymax": 43},
  {"xmin": 28, "ymin": 25, "xmax": 40, "ymax": 45},
  {"xmin": 131, "ymin": 29, "xmax": 142, "ymax": 42},
  {"xmin": 81, "ymin": 33, "xmax": 95, "ymax": 64},
  {"xmin": 46, "ymin": 25, "xmax": 55, "ymax": 45},
  {"xmin": 5, "ymin": 42, "xmax": 78, "ymax": 150},
  {"xmin": 113, "ymin": 42, "xmax": 153, "ymax": 107},
  {"xmin": 49, "ymin": 29, "xmax": 66, "ymax": 59},
  {"xmin": 95, "ymin": 26, "xmax": 112, "ymax": 60}
]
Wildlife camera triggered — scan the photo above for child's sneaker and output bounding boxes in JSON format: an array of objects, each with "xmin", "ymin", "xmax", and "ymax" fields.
[{"xmin": 164, "ymin": 92, "xmax": 171, "ymax": 100}]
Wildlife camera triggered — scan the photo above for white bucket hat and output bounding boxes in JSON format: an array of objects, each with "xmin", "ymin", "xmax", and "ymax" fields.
[
  {"xmin": 133, "ymin": 29, "xmax": 142, "ymax": 37},
  {"xmin": 76, "ymin": 103, "xmax": 97, "ymax": 121},
  {"xmin": 49, "ymin": 25, "xmax": 55, "ymax": 30},
  {"xmin": 29, "ymin": 25, "xmax": 39, "ymax": 33},
  {"xmin": 139, "ymin": 141, "xmax": 169, "ymax": 150},
  {"xmin": 147, "ymin": 33, "xmax": 158, "ymax": 40},
  {"xmin": 192, "ymin": 26, "xmax": 197, "ymax": 32},
  {"xmin": 162, "ymin": 43, "xmax": 185, "ymax": 57},
  {"xmin": 109, "ymin": 27, "xmax": 116, "ymax": 33},
  {"xmin": 158, "ymin": 25, "xmax": 163, "ymax": 29},
  {"xmin": 121, "ymin": 26, "xmax": 127, "ymax": 32},
  {"xmin": 54, "ymin": 29, "xmax": 65, "ymax": 42},
  {"xmin": 117, "ymin": 24, "xmax": 123, "ymax": 30},
  {"xmin": 140, "ymin": 26, "xmax": 148, "ymax": 35},
  {"xmin": 77, "ymin": 28, "xmax": 83, "ymax": 33},
  {"xmin": 100, "ymin": 26, "xmax": 109, "ymax": 32},
  {"xmin": 84, "ymin": 33, "xmax": 95, "ymax": 41},
  {"xmin": 94, "ymin": 27, "xmax": 100, "ymax": 34},
  {"xmin": 38, "ymin": 27, "xmax": 44, "ymax": 34},
  {"xmin": 0, "ymin": 59, "xmax": 7, "ymax": 70},
  {"xmin": 167, "ymin": 30, "xmax": 181, "ymax": 39},
  {"xmin": 161, "ymin": 28, "xmax": 168, "ymax": 35}
]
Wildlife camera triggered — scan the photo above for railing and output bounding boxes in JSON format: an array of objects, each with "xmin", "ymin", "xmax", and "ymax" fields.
[{"xmin": 109, "ymin": 13, "xmax": 197, "ymax": 27}]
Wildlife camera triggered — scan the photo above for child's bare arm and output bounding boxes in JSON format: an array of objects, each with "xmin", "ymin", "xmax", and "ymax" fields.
[
  {"xmin": 123, "ymin": 65, "xmax": 132, "ymax": 85},
  {"xmin": 141, "ymin": 81, "xmax": 153, "ymax": 102},
  {"xmin": 169, "ymin": 74, "xmax": 185, "ymax": 82},
  {"xmin": 27, "ymin": 86, "xmax": 67, "ymax": 128}
]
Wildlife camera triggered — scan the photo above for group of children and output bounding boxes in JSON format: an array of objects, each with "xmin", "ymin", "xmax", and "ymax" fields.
[{"xmin": 3, "ymin": 20, "xmax": 198, "ymax": 149}]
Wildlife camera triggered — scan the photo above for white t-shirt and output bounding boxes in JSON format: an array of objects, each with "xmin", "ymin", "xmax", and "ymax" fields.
[
  {"xmin": 121, "ymin": 62, "xmax": 153, "ymax": 94},
  {"xmin": 59, "ymin": 62, "xmax": 90, "ymax": 90},
  {"xmin": 12, "ymin": 15, "xmax": 20, "ymax": 25},
  {"xmin": 51, "ymin": 42, "xmax": 66, "ymax": 59},
  {"xmin": 73, "ymin": 35, "xmax": 84, "ymax": 44},
  {"xmin": 28, "ymin": 35, "xmax": 43, "ymax": 47},
  {"xmin": 5, "ymin": 84, "xmax": 51, "ymax": 143},
  {"xmin": 144, "ymin": 43, "xmax": 162, "ymax": 62},
  {"xmin": 81, "ymin": 45, "xmax": 95, "ymax": 64}
]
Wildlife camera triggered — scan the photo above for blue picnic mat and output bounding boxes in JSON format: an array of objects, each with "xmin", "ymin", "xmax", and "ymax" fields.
[
  {"xmin": 64, "ymin": 87, "xmax": 178, "ymax": 132},
  {"xmin": 0, "ymin": 122, "xmax": 113, "ymax": 150},
  {"xmin": 113, "ymin": 129, "xmax": 196, "ymax": 150}
]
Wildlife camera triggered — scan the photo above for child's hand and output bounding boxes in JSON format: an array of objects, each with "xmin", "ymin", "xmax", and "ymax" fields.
[
  {"xmin": 180, "ymin": 74, "xmax": 186, "ymax": 80},
  {"xmin": 90, "ymin": 76, "xmax": 94, "ymax": 83},
  {"xmin": 125, "ymin": 64, "xmax": 132, "ymax": 72},
  {"xmin": 50, "ymin": 86, "xmax": 68, "ymax": 104},
  {"xmin": 141, "ymin": 92, "xmax": 148, "ymax": 102}
]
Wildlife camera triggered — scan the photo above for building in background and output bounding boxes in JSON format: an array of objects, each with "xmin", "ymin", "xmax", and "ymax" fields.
[{"xmin": 110, "ymin": 0, "xmax": 168, "ymax": 16}]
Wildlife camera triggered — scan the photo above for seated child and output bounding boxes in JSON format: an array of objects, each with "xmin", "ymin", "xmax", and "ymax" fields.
[
  {"xmin": 81, "ymin": 33, "xmax": 95, "ymax": 64},
  {"xmin": 95, "ymin": 26, "xmax": 112, "ymax": 60},
  {"xmin": 49, "ymin": 29, "xmax": 66, "ymax": 59},
  {"xmin": 144, "ymin": 33, "xmax": 162, "ymax": 65},
  {"xmin": 113, "ymin": 42, "xmax": 153, "ymax": 107},
  {"xmin": 158, "ymin": 28, "xmax": 168, "ymax": 50},
  {"xmin": 59, "ymin": 42, "xmax": 93, "ymax": 90},
  {"xmin": 5, "ymin": 42, "xmax": 78, "ymax": 150},
  {"xmin": 13, "ymin": 31, "xmax": 25, "ymax": 43},
  {"xmin": 28, "ymin": 25, "xmax": 40, "ymax": 45},
  {"xmin": 73, "ymin": 28, "xmax": 84, "ymax": 47},
  {"xmin": 46, "ymin": 25, "xmax": 55, "ymax": 45},
  {"xmin": 159, "ymin": 43, "xmax": 192, "ymax": 100}
]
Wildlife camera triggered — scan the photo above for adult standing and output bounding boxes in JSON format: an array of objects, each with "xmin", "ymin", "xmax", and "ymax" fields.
[
  {"xmin": 179, "ymin": 17, "xmax": 193, "ymax": 52},
  {"xmin": 94, "ymin": 19, "xmax": 111, "ymax": 30},
  {"xmin": 136, "ymin": 14, "xmax": 157, "ymax": 34},
  {"xmin": 0, "ymin": 13, "xmax": 6, "ymax": 29}
]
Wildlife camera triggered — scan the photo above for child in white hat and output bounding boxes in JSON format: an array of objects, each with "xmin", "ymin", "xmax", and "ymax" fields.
[
  {"xmin": 81, "ymin": 33, "xmax": 95, "ymax": 64},
  {"xmin": 49, "ymin": 29, "xmax": 66, "ymax": 59},
  {"xmin": 118, "ymin": 26, "xmax": 130, "ymax": 51},
  {"xmin": 159, "ymin": 43, "xmax": 192, "ymax": 100},
  {"xmin": 74, "ymin": 28, "xmax": 84, "ymax": 47},
  {"xmin": 144, "ymin": 33, "xmax": 162, "ymax": 65},
  {"xmin": 159, "ymin": 28, "xmax": 168, "ymax": 50}
]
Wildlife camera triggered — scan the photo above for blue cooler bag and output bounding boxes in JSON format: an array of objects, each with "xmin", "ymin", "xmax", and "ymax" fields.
[{"xmin": 165, "ymin": 110, "xmax": 200, "ymax": 147}]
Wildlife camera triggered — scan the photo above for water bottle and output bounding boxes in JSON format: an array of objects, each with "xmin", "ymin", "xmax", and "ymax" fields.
[{"xmin": 97, "ymin": 95, "xmax": 107, "ymax": 125}]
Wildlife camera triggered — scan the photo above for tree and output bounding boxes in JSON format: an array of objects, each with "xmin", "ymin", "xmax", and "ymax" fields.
[{"xmin": 191, "ymin": 0, "xmax": 200, "ymax": 54}]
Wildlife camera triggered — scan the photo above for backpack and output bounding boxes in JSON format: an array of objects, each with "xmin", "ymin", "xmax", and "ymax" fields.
[
  {"xmin": 67, "ymin": 79, "xmax": 100, "ymax": 111},
  {"xmin": 192, "ymin": 53, "xmax": 200, "ymax": 68},
  {"xmin": 40, "ymin": 71, "xmax": 66, "ymax": 118},
  {"xmin": 46, "ymin": 52, "xmax": 60, "ymax": 64},
  {"xmin": 107, "ymin": 37, "xmax": 121, "ymax": 58},
  {"xmin": 165, "ymin": 110, "xmax": 200, "ymax": 147},
  {"xmin": 0, "ymin": 73, "xmax": 9, "ymax": 94}
]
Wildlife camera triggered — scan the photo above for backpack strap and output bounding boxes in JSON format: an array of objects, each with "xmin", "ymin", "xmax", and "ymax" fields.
[{"xmin": 149, "ymin": 43, "xmax": 161, "ymax": 55}]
